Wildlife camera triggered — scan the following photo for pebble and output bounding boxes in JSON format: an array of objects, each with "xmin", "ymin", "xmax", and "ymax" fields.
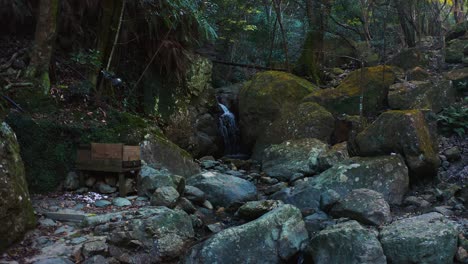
[{"xmin": 94, "ymin": 200, "xmax": 111, "ymax": 207}]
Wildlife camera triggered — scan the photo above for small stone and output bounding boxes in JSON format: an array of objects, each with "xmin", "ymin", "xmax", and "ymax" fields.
[
  {"xmin": 203, "ymin": 200, "xmax": 213, "ymax": 210},
  {"xmin": 404, "ymin": 196, "xmax": 431, "ymax": 208},
  {"xmin": 290, "ymin": 173, "xmax": 305, "ymax": 183},
  {"xmin": 105, "ymin": 175, "xmax": 117, "ymax": 187},
  {"xmin": 64, "ymin": 172, "xmax": 80, "ymax": 191},
  {"xmin": 237, "ymin": 200, "xmax": 284, "ymax": 220},
  {"xmin": 176, "ymin": 197, "xmax": 197, "ymax": 214},
  {"xmin": 54, "ymin": 225, "xmax": 75, "ymax": 235},
  {"xmin": 456, "ymin": 247, "xmax": 468, "ymax": 263},
  {"xmin": 433, "ymin": 206, "xmax": 453, "ymax": 216},
  {"xmin": 320, "ymin": 189, "xmax": 341, "ymax": 212},
  {"xmin": 112, "ymin": 197, "xmax": 131, "ymax": 207},
  {"xmin": 259, "ymin": 176, "xmax": 278, "ymax": 185},
  {"xmin": 98, "ymin": 184, "xmax": 116, "ymax": 194},
  {"xmin": 207, "ymin": 222, "xmax": 223, "ymax": 233},
  {"xmin": 95, "ymin": 200, "xmax": 112, "ymax": 207},
  {"xmin": 85, "ymin": 177, "xmax": 96, "ymax": 187},
  {"xmin": 71, "ymin": 237, "xmax": 87, "ymax": 245},
  {"xmin": 184, "ymin": 185, "xmax": 206, "ymax": 204},
  {"xmin": 444, "ymin": 147, "xmax": 461, "ymax": 161},
  {"xmin": 83, "ymin": 255, "xmax": 109, "ymax": 264},
  {"xmin": 264, "ymin": 182, "xmax": 288, "ymax": 195},
  {"xmin": 150, "ymin": 186, "xmax": 180, "ymax": 208},
  {"xmin": 82, "ymin": 240, "xmax": 108, "ymax": 258},
  {"xmin": 39, "ymin": 218, "xmax": 57, "ymax": 227},
  {"xmin": 75, "ymin": 187, "xmax": 88, "ymax": 194}
]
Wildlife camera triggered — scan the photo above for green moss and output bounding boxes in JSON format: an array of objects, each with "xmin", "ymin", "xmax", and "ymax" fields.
[{"xmin": 304, "ymin": 65, "xmax": 397, "ymax": 117}]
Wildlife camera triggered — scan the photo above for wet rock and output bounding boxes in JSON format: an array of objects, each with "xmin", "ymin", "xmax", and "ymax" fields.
[
  {"xmin": 150, "ymin": 186, "xmax": 180, "ymax": 208},
  {"xmin": 264, "ymin": 182, "xmax": 288, "ymax": 195},
  {"xmin": 237, "ymin": 200, "xmax": 284, "ymax": 220},
  {"xmin": 271, "ymin": 155, "xmax": 409, "ymax": 213},
  {"xmin": 303, "ymin": 211, "xmax": 336, "ymax": 235},
  {"xmin": 33, "ymin": 258, "xmax": 74, "ymax": 264},
  {"xmin": 354, "ymin": 110, "xmax": 439, "ymax": 179},
  {"xmin": 403, "ymin": 196, "xmax": 431, "ymax": 208},
  {"xmin": 330, "ymin": 189, "xmax": 391, "ymax": 226},
  {"xmin": 380, "ymin": 212, "xmax": 458, "ymax": 264},
  {"xmin": 63, "ymin": 172, "xmax": 80, "ymax": 191},
  {"xmin": 262, "ymin": 138, "xmax": 329, "ymax": 181},
  {"xmin": 184, "ymin": 205, "xmax": 308, "ymax": 263},
  {"xmin": 94, "ymin": 200, "xmax": 111, "ymax": 208},
  {"xmin": 83, "ymin": 255, "xmax": 108, "ymax": 264},
  {"xmin": 176, "ymin": 197, "xmax": 197, "ymax": 214},
  {"xmin": 98, "ymin": 184, "xmax": 116, "ymax": 194},
  {"xmin": 187, "ymin": 171, "xmax": 257, "ymax": 208},
  {"xmin": 184, "ymin": 185, "xmax": 206, "ymax": 204},
  {"xmin": 317, "ymin": 142, "xmax": 349, "ymax": 171},
  {"xmin": 307, "ymin": 220, "xmax": 386, "ymax": 264},
  {"xmin": 82, "ymin": 238, "xmax": 108, "ymax": 258},
  {"xmin": 0, "ymin": 123, "xmax": 35, "ymax": 251},
  {"xmin": 207, "ymin": 222, "xmax": 224, "ymax": 233},
  {"xmin": 137, "ymin": 165, "xmax": 177, "ymax": 197},
  {"xmin": 112, "ymin": 197, "xmax": 131, "ymax": 207},
  {"xmin": 320, "ymin": 189, "xmax": 341, "ymax": 212},
  {"xmin": 444, "ymin": 146, "xmax": 461, "ymax": 161}
]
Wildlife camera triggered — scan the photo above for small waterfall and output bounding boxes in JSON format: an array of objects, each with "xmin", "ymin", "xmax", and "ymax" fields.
[{"xmin": 218, "ymin": 103, "xmax": 240, "ymax": 155}]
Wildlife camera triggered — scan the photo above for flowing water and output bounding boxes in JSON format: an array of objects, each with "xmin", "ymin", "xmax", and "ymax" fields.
[{"xmin": 218, "ymin": 103, "xmax": 240, "ymax": 155}]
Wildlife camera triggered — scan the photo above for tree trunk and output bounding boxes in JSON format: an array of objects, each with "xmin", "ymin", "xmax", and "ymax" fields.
[
  {"xmin": 26, "ymin": 0, "xmax": 59, "ymax": 95},
  {"xmin": 295, "ymin": 0, "xmax": 330, "ymax": 84},
  {"xmin": 395, "ymin": 0, "xmax": 416, "ymax": 47},
  {"xmin": 454, "ymin": 0, "xmax": 465, "ymax": 24}
]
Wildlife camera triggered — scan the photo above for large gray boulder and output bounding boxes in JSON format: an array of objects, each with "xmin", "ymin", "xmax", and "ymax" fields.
[
  {"xmin": 140, "ymin": 134, "xmax": 200, "ymax": 178},
  {"xmin": 380, "ymin": 212, "xmax": 458, "ymax": 264},
  {"xmin": 137, "ymin": 166, "xmax": 179, "ymax": 197},
  {"xmin": 307, "ymin": 221, "xmax": 386, "ymax": 264},
  {"xmin": 271, "ymin": 155, "xmax": 409, "ymax": 213},
  {"xmin": 262, "ymin": 138, "xmax": 329, "ymax": 181},
  {"xmin": 330, "ymin": 189, "xmax": 391, "ymax": 226},
  {"xmin": 184, "ymin": 204, "xmax": 308, "ymax": 263},
  {"xmin": 108, "ymin": 207, "xmax": 194, "ymax": 261},
  {"xmin": 187, "ymin": 171, "xmax": 257, "ymax": 208},
  {"xmin": 0, "ymin": 122, "xmax": 36, "ymax": 252}
]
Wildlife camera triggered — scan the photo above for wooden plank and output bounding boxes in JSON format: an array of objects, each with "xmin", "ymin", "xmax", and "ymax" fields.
[
  {"xmin": 91, "ymin": 143, "xmax": 123, "ymax": 160},
  {"xmin": 123, "ymin": 146, "xmax": 140, "ymax": 161},
  {"xmin": 76, "ymin": 149, "xmax": 91, "ymax": 163}
]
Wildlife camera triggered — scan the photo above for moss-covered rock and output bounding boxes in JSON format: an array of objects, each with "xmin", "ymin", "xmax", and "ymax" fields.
[
  {"xmin": 444, "ymin": 67, "xmax": 468, "ymax": 93},
  {"xmin": 354, "ymin": 110, "xmax": 439, "ymax": 180},
  {"xmin": 252, "ymin": 102, "xmax": 334, "ymax": 159},
  {"xmin": 239, "ymin": 71, "xmax": 318, "ymax": 151},
  {"xmin": 389, "ymin": 48, "xmax": 429, "ymax": 70},
  {"xmin": 303, "ymin": 66, "xmax": 397, "ymax": 117},
  {"xmin": 446, "ymin": 21, "xmax": 468, "ymax": 42},
  {"xmin": 388, "ymin": 80, "xmax": 456, "ymax": 112},
  {"xmin": 380, "ymin": 212, "xmax": 458, "ymax": 264},
  {"xmin": 307, "ymin": 221, "xmax": 386, "ymax": 264},
  {"xmin": 445, "ymin": 38, "xmax": 468, "ymax": 63},
  {"xmin": 261, "ymin": 138, "xmax": 329, "ymax": 181},
  {"xmin": 271, "ymin": 155, "xmax": 409, "ymax": 212},
  {"xmin": 0, "ymin": 122, "xmax": 36, "ymax": 252}
]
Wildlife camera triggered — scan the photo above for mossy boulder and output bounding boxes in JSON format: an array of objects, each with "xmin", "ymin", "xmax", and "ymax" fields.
[
  {"xmin": 271, "ymin": 155, "xmax": 409, "ymax": 213},
  {"xmin": 306, "ymin": 221, "xmax": 386, "ymax": 264},
  {"xmin": 388, "ymin": 80, "xmax": 456, "ymax": 112},
  {"xmin": 444, "ymin": 67, "xmax": 468, "ymax": 93},
  {"xmin": 239, "ymin": 71, "xmax": 318, "ymax": 151},
  {"xmin": 354, "ymin": 110, "xmax": 439, "ymax": 180},
  {"xmin": 252, "ymin": 102, "xmax": 335, "ymax": 159},
  {"xmin": 303, "ymin": 66, "xmax": 397, "ymax": 117},
  {"xmin": 445, "ymin": 38, "xmax": 468, "ymax": 63},
  {"xmin": 380, "ymin": 212, "xmax": 458, "ymax": 264},
  {"xmin": 446, "ymin": 21, "xmax": 468, "ymax": 41},
  {"xmin": 389, "ymin": 48, "xmax": 429, "ymax": 70},
  {"xmin": 0, "ymin": 122, "xmax": 35, "ymax": 252},
  {"xmin": 141, "ymin": 133, "xmax": 200, "ymax": 178},
  {"xmin": 261, "ymin": 138, "xmax": 329, "ymax": 181}
]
